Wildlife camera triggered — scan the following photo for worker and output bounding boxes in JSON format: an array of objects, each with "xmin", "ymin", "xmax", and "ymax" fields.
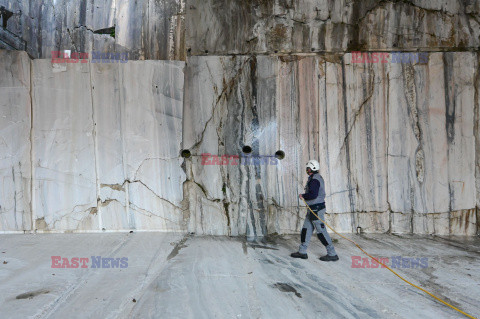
[{"xmin": 291, "ymin": 160, "xmax": 339, "ymax": 261}]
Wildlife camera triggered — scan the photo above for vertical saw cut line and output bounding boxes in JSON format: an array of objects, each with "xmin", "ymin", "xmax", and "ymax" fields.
[{"xmin": 300, "ymin": 198, "xmax": 477, "ymax": 319}]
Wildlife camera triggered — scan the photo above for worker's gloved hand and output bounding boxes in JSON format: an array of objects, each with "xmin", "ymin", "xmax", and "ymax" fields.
[{"xmin": 299, "ymin": 194, "xmax": 303, "ymax": 199}]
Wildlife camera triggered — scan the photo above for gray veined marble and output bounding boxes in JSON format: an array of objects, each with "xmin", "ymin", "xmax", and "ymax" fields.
[
  {"xmin": 91, "ymin": 61, "xmax": 186, "ymax": 232},
  {"xmin": 182, "ymin": 55, "xmax": 389, "ymax": 236},
  {"xmin": 0, "ymin": 49, "xmax": 478, "ymax": 236},
  {"xmin": 186, "ymin": 0, "xmax": 480, "ymax": 55},
  {"xmin": 32, "ymin": 60, "xmax": 99, "ymax": 231},
  {"xmin": 183, "ymin": 52, "xmax": 479, "ymax": 237},
  {"xmin": 0, "ymin": 50, "xmax": 32, "ymax": 232},
  {"xmin": 1, "ymin": 1, "xmax": 479, "ymax": 60},
  {"xmin": 0, "ymin": 50, "xmax": 186, "ymax": 232}
]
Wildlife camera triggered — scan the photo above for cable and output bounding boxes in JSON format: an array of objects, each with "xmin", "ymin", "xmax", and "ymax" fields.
[{"xmin": 299, "ymin": 198, "xmax": 477, "ymax": 319}]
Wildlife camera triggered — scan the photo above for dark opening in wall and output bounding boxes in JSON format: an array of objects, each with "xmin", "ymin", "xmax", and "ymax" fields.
[
  {"xmin": 0, "ymin": 6, "xmax": 14, "ymax": 29},
  {"xmin": 94, "ymin": 26, "xmax": 115, "ymax": 38},
  {"xmin": 181, "ymin": 149, "xmax": 191, "ymax": 158},
  {"xmin": 275, "ymin": 150, "xmax": 285, "ymax": 160},
  {"xmin": 242, "ymin": 145, "xmax": 252, "ymax": 154}
]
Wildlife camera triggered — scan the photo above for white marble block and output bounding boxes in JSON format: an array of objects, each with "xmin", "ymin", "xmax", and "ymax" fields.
[
  {"xmin": 0, "ymin": 51, "xmax": 32, "ymax": 231},
  {"xmin": 31, "ymin": 60, "xmax": 99, "ymax": 231},
  {"xmin": 120, "ymin": 61, "xmax": 186, "ymax": 231},
  {"xmin": 92, "ymin": 60, "xmax": 186, "ymax": 231},
  {"xmin": 28, "ymin": 58, "xmax": 186, "ymax": 232}
]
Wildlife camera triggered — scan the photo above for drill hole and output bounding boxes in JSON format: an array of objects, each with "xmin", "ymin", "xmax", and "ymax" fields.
[
  {"xmin": 275, "ymin": 150, "xmax": 285, "ymax": 160},
  {"xmin": 242, "ymin": 145, "xmax": 252, "ymax": 154}
]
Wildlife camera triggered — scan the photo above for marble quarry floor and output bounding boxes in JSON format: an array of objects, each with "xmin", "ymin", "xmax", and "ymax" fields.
[{"xmin": 0, "ymin": 232, "xmax": 479, "ymax": 319}]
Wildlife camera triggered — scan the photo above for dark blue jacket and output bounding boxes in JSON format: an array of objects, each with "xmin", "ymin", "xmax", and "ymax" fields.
[
  {"xmin": 302, "ymin": 178, "xmax": 320, "ymax": 200},
  {"xmin": 302, "ymin": 173, "xmax": 326, "ymax": 205}
]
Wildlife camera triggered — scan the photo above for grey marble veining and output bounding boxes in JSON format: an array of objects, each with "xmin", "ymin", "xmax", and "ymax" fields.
[
  {"xmin": 0, "ymin": 49, "xmax": 478, "ymax": 235},
  {"xmin": 31, "ymin": 60, "xmax": 99, "ymax": 231},
  {"xmin": 186, "ymin": 0, "xmax": 480, "ymax": 55},
  {"xmin": 91, "ymin": 61, "xmax": 186, "ymax": 232},
  {"xmin": 1, "ymin": 51, "xmax": 186, "ymax": 232},
  {"xmin": 1, "ymin": 1, "xmax": 479, "ymax": 60},
  {"xmin": 0, "ymin": 50, "xmax": 32, "ymax": 232},
  {"xmin": 184, "ymin": 53, "xmax": 479, "ymax": 237}
]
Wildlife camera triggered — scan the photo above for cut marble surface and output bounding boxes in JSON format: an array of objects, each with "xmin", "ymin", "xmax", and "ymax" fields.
[
  {"xmin": 0, "ymin": 50, "xmax": 32, "ymax": 231},
  {"xmin": 95, "ymin": 60, "xmax": 186, "ymax": 232},
  {"xmin": 31, "ymin": 60, "xmax": 99, "ymax": 231},
  {"xmin": 90, "ymin": 63, "xmax": 129, "ymax": 230},
  {"xmin": 1, "ymin": 53, "xmax": 186, "ymax": 233},
  {"xmin": 0, "ymin": 233, "xmax": 478, "ymax": 318},
  {"xmin": 183, "ymin": 53, "xmax": 479, "ymax": 236},
  {"xmin": 95, "ymin": 61, "xmax": 186, "ymax": 231},
  {"xmin": 476, "ymin": 53, "xmax": 480, "ymax": 224},
  {"xmin": 386, "ymin": 52, "xmax": 478, "ymax": 235},
  {"xmin": 183, "ymin": 56, "xmax": 281, "ymax": 237},
  {"xmin": 0, "ymin": 49, "xmax": 478, "ymax": 235},
  {"xmin": 28, "ymin": 58, "xmax": 185, "ymax": 232}
]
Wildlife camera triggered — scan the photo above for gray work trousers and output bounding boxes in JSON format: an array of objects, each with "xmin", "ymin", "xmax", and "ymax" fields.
[{"xmin": 298, "ymin": 205, "xmax": 337, "ymax": 256}]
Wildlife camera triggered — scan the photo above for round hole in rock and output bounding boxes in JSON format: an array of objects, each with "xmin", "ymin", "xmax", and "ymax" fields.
[
  {"xmin": 181, "ymin": 149, "xmax": 191, "ymax": 158},
  {"xmin": 275, "ymin": 150, "xmax": 285, "ymax": 160},
  {"xmin": 242, "ymin": 145, "xmax": 252, "ymax": 154}
]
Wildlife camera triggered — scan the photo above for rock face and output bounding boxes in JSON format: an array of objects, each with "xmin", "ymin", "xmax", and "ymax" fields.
[
  {"xmin": 1, "ymin": 1, "xmax": 480, "ymax": 59},
  {"xmin": 0, "ymin": 1, "xmax": 479, "ymax": 236},
  {"xmin": 0, "ymin": 0, "xmax": 185, "ymax": 60},
  {"xmin": 186, "ymin": 0, "xmax": 480, "ymax": 55}
]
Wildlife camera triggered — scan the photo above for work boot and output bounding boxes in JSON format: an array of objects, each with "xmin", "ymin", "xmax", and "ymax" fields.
[
  {"xmin": 319, "ymin": 255, "xmax": 339, "ymax": 262},
  {"xmin": 290, "ymin": 252, "xmax": 308, "ymax": 259}
]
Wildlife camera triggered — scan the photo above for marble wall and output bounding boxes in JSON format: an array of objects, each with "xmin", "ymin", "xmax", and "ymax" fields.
[
  {"xmin": 91, "ymin": 61, "xmax": 185, "ymax": 232},
  {"xmin": 0, "ymin": 50, "xmax": 478, "ymax": 235},
  {"xmin": 0, "ymin": 50, "xmax": 31, "ymax": 232},
  {"xmin": 0, "ymin": 50, "xmax": 185, "ymax": 232},
  {"xmin": 183, "ymin": 52, "xmax": 479, "ymax": 236}
]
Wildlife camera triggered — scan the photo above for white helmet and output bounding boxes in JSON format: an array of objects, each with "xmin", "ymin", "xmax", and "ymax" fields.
[{"xmin": 306, "ymin": 159, "xmax": 320, "ymax": 171}]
